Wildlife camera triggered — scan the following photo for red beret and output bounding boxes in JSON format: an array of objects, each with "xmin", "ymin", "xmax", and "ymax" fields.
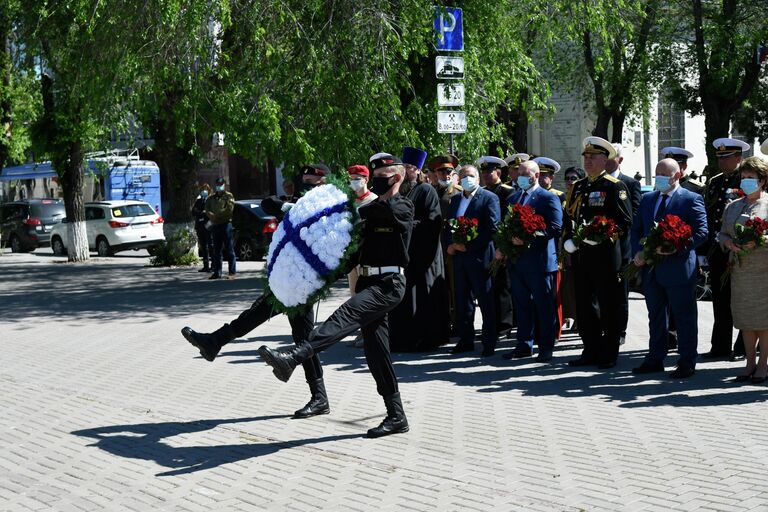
[{"xmin": 347, "ymin": 164, "xmax": 369, "ymax": 178}]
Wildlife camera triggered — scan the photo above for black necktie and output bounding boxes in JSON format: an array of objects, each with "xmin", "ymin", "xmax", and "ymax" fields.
[
  {"xmin": 654, "ymin": 194, "xmax": 668, "ymax": 223},
  {"xmin": 518, "ymin": 192, "xmax": 527, "ymax": 204}
]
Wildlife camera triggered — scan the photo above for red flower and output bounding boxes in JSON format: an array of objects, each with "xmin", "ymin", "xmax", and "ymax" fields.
[{"xmin": 494, "ymin": 204, "xmax": 548, "ymax": 263}]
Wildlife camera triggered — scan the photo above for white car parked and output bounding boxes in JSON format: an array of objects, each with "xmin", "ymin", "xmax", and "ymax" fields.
[{"xmin": 50, "ymin": 200, "xmax": 165, "ymax": 256}]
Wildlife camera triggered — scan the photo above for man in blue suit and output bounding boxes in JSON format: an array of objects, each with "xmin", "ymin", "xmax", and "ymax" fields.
[
  {"xmin": 496, "ymin": 160, "xmax": 563, "ymax": 362},
  {"xmin": 630, "ymin": 158, "xmax": 708, "ymax": 379},
  {"xmin": 445, "ymin": 164, "xmax": 501, "ymax": 357}
]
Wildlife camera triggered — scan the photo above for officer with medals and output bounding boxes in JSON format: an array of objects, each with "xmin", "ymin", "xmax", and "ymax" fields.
[
  {"xmin": 477, "ymin": 156, "xmax": 515, "ymax": 334},
  {"xmin": 703, "ymin": 137, "xmax": 750, "ymax": 360},
  {"xmin": 562, "ymin": 136, "xmax": 633, "ymax": 369},
  {"xmin": 661, "ymin": 147, "xmax": 704, "ymax": 196},
  {"xmin": 534, "ymin": 156, "xmax": 566, "ymax": 204}
]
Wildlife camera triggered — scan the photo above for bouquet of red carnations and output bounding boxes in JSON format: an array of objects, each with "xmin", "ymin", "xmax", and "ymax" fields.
[
  {"xmin": 624, "ymin": 214, "xmax": 692, "ymax": 280},
  {"xmin": 449, "ymin": 216, "xmax": 479, "ymax": 245},
  {"xmin": 573, "ymin": 215, "xmax": 621, "ymax": 247},
  {"xmin": 722, "ymin": 216, "xmax": 768, "ymax": 285},
  {"xmin": 494, "ymin": 204, "xmax": 547, "ymax": 263}
]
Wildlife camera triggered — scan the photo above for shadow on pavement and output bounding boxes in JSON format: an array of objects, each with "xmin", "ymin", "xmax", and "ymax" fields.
[{"xmin": 72, "ymin": 416, "xmax": 361, "ymax": 477}]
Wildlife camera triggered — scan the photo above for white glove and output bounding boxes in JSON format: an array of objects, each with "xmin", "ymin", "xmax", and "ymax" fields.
[
  {"xmin": 583, "ymin": 239, "xmax": 598, "ymax": 246},
  {"xmin": 281, "ymin": 202, "xmax": 295, "ymax": 213},
  {"xmin": 564, "ymin": 239, "xmax": 578, "ymax": 254}
]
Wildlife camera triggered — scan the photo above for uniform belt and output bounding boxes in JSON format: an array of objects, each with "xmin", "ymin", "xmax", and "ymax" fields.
[{"xmin": 358, "ymin": 265, "xmax": 402, "ymax": 277}]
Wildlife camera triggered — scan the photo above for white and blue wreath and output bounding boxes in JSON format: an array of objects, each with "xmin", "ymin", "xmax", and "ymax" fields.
[{"xmin": 265, "ymin": 183, "xmax": 359, "ymax": 311}]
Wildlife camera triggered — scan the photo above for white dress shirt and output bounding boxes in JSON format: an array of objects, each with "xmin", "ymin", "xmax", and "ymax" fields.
[
  {"xmin": 653, "ymin": 183, "xmax": 681, "ymax": 219},
  {"xmin": 456, "ymin": 188, "xmax": 477, "ymax": 218}
]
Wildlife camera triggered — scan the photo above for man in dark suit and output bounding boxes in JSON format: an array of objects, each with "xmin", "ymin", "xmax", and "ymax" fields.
[
  {"xmin": 445, "ymin": 164, "xmax": 501, "ymax": 357},
  {"xmin": 630, "ymin": 159, "xmax": 708, "ymax": 379},
  {"xmin": 605, "ymin": 143, "xmax": 641, "ymax": 345},
  {"xmin": 497, "ymin": 160, "xmax": 563, "ymax": 362},
  {"xmin": 563, "ymin": 137, "xmax": 633, "ymax": 369}
]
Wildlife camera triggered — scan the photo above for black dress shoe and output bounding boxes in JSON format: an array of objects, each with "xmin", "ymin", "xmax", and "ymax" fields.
[
  {"xmin": 198, "ymin": 267, "xmax": 210, "ymax": 272},
  {"xmin": 702, "ymin": 350, "xmax": 729, "ymax": 360},
  {"xmin": 734, "ymin": 371, "xmax": 755, "ymax": 383},
  {"xmin": 258, "ymin": 342, "xmax": 314, "ymax": 382},
  {"xmin": 450, "ymin": 344, "xmax": 474, "ymax": 354},
  {"xmin": 730, "ymin": 353, "xmax": 746, "ymax": 362},
  {"xmin": 751, "ymin": 374, "xmax": 768, "ymax": 384},
  {"xmin": 503, "ymin": 345, "xmax": 532, "ymax": 359},
  {"xmin": 632, "ymin": 362, "xmax": 665, "ymax": 374},
  {"xmin": 208, "ymin": 274, "xmax": 221, "ymax": 280},
  {"xmin": 568, "ymin": 357, "xmax": 596, "ymax": 367},
  {"xmin": 597, "ymin": 360, "xmax": 617, "ymax": 369},
  {"xmin": 480, "ymin": 347, "xmax": 495, "ymax": 357},
  {"xmin": 366, "ymin": 393, "xmax": 409, "ymax": 438},
  {"xmin": 294, "ymin": 379, "xmax": 330, "ymax": 419},
  {"xmin": 670, "ymin": 366, "xmax": 695, "ymax": 379},
  {"xmin": 181, "ymin": 327, "xmax": 221, "ymax": 362},
  {"xmin": 536, "ymin": 352, "xmax": 553, "ymax": 363}
]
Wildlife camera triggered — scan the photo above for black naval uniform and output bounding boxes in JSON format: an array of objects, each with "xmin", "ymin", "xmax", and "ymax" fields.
[
  {"xmin": 705, "ymin": 171, "xmax": 744, "ymax": 357},
  {"xmin": 301, "ymin": 195, "xmax": 413, "ymax": 396},
  {"xmin": 680, "ymin": 176, "xmax": 705, "ymax": 196},
  {"xmin": 484, "ymin": 180, "xmax": 516, "ymax": 333},
  {"xmin": 564, "ymin": 171, "xmax": 633, "ymax": 366}
]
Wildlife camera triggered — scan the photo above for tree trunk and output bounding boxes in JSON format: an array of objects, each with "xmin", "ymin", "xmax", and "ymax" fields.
[
  {"xmin": 592, "ymin": 107, "xmax": 611, "ymax": 139},
  {"xmin": 611, "ymin": 112, "xmax": 626, "ymax": 143},
  {"xmin": 60, "ymin": 140, "xmax": 89, "ymax": 262},
  {"xmin": 701, "ymin": 99, "xmax": 731, "ymax": 177}
]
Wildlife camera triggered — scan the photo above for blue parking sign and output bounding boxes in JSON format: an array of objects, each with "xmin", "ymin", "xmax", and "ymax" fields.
[{"xmin": 434, "ymin": 6, "xmax": 464, "ymax": 52}]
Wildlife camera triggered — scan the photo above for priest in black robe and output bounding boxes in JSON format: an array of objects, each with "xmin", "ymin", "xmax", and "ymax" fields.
[{"xmin": 389, "ymin": 147, "xmax": 450, "ymax": 351}]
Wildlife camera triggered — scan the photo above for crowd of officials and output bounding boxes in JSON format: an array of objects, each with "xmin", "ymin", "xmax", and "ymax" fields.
[{"xmin": 183, "ymin": 136, "xmax": 768, "ymax": 437}]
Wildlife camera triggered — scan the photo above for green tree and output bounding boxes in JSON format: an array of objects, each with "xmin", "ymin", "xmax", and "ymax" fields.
[
  {"xmin": 664, "ymin": 0, "xmax": 767, "ymax": 172},
  {"xmin": 18, "ymin": 1, "xmax": 150, "ymax": 261}
]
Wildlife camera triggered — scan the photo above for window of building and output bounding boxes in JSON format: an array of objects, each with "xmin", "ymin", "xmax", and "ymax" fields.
[{"xmin": 657, "ymin": 99, "xmax": 685, "ymax": 149}]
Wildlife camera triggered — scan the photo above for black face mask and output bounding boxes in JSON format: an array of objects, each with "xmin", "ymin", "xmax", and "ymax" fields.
[
  {"xmin": 370, "ymin": 176, "xmax": 393, "ymax": 196},
  {"xmin": 298, "ymin": 182, "xmax": 317, "ymax": 194}
]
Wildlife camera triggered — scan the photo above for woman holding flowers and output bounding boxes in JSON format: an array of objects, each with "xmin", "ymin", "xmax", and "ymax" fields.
[{"xmin": 718, "ymin": 157, "xmax": 768, "ymax": 384}]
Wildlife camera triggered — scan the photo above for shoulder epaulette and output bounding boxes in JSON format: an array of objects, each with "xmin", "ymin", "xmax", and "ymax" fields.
[{"xmin": 603, "ymin": 174, "xmax": 620, "ymax": 183}]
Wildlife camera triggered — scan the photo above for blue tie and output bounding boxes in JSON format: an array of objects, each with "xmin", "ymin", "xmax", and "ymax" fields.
[{"xmin": 654, "ymin": 194, "xmax": 668, "ymax": 223}]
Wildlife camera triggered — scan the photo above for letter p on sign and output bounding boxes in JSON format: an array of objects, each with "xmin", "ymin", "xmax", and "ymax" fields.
[{"xmin": 433, "ymin": 6, "xmax": 464, "ymax": 52}]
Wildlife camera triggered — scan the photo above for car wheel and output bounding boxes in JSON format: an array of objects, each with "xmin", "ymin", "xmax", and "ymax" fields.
[
  {"xmin": 10, "ymin": 235, "xmax": 22, "ymax": 253},
  {"xmin": 146, "ymin": 245, "xmax": 159, "ymax": 256},
  {"xmin": 236, "ymin": 239, "xmax": 254, "ymax": 261},
  {"xmin": 96, "ymin": 237, "xmax": 113, "ymax": 257},
  {"xmin": 52, "ymin": 236, "xmax": 67, "ymax": 256}
]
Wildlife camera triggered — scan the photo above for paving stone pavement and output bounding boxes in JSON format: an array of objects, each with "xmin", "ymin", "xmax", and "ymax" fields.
[{"xmin": 1, "ymin": 249, "xmax": 768, "ymax": 511}]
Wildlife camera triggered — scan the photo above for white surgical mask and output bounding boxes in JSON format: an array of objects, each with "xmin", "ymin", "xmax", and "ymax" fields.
[
  {"xmin": 438, "ymin": 178, "xmax": 451, "ymax": 187},
  {"xmin": 654, "ymin": 175, "xmax": 672, "ymax": 193},
  {"xmin": 460, "ymin": 176, "xmax": 478, "ymax": 191},
  {"xmin": 350, "ymin": 179, "xmax": 365, "ymax": 192}
]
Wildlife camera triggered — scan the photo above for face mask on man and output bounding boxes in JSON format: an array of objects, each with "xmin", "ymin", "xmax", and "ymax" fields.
[
  {"xmin": 350, "ymin": 178, "xmax": 365, "ymax": 192},
  {"xmin": 654, "ymin": 175, "xmax": 672, "ymax": 193},
  {"xmin": 437, "ymin": 178, "xmax": 452, "ymax": 187},
  {"xmin": 215, "ymin": 185, "xmax": 225, "ymax": 193},
  {"xmin": 200, "ymin": 190, "xmax": 209, "ymax": 199},
  {"xmin": 517, "ymin": 175, "xmax": 534, "ymax": 191},
  {"xmin": 460, "ymin": 176, "xmax": 478, "ymax": 192},
  {"xmin": 741, "ymin": 178, "xmax": 761, "ymax": 195},
  {"xmin": 370, "ymin": 175, "xmax": 394, "ymax": 196}
]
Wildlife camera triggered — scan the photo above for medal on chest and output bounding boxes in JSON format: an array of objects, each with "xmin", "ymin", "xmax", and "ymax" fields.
[{"xmin": 587, "ymin": 190, "xmax": 606, "ymax": 207}]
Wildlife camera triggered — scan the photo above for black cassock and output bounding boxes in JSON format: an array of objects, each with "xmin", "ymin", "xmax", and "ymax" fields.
[{"xmin": 389, "ymin": 182, "xmax": 450, "ymax": 351}]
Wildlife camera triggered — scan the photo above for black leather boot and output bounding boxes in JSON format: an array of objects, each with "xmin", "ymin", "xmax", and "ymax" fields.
[
  {"xmin": 257, "ymin": 341, "xmax": 314, "ymax": 382},
  {"xmin": 366, "ymin": 392, "xmax": 409, "ymax": 438},
  {"xmin": 181, "ymin": 325, "xmax": 233, "ymax": 361},
  {"xmin": 293, "ymin": 378, "xmax": 330, "ymax": 418}
]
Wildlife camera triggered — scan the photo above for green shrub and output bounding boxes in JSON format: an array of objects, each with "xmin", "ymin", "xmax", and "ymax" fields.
[{"xmin": 149, "ymin": 226, "xmax": 199, "ymax": 267}]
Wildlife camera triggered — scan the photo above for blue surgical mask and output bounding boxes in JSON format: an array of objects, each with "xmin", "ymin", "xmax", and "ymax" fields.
[
  {"xmin": 654, "ymin": 175, "xmax": 671, "ymax": 192},
  {"xmin": 200, "ymin": 191, "xmax": 209, "ymax": 199},
  {"xmin": 215, "ymin": 185, "xmax": 225, "ymax": 192},
  {"xmin": 460, "ymin": 176, "xmax": 478, "ymax": 191},
  {"xmin": 517, "ymin": 175, "xmax": 534, "ymax": 191},
  {"xmin": 741, "ymin": 178, "xmax": 760, "ymax": 195}
]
